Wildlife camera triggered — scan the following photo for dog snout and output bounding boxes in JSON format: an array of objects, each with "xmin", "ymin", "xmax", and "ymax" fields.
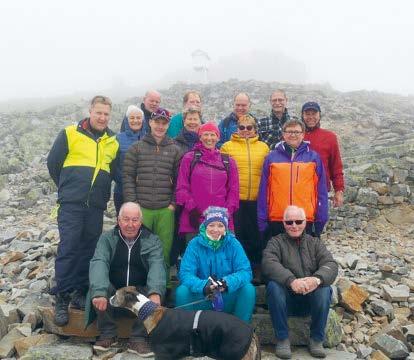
[{"xmin": 109, "ymin": 295, "xmax": 118, "ymax": 307}]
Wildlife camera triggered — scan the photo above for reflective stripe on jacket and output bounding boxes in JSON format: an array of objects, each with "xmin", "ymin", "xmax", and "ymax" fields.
[{"xmin": 47, "ymin": 119, "xmax": 119, "ymax": 209}]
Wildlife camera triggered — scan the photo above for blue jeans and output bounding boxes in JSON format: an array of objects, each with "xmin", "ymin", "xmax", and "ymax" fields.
[
  {"xmin": 266, "ymin": 281, "xmax": 331, "ymax": 342},
  {"xmin": 175, "ymin": 283, "xmax": 256, "ymax": 323}
]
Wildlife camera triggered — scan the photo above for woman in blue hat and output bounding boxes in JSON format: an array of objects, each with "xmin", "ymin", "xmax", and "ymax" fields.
[{"xmin": 175, "ymin": 206, "xmax": 255, "ymax": 323}]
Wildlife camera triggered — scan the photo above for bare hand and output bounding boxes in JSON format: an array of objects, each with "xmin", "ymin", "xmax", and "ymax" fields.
[
  {"xmin": 302, "ymin": 277, "xmax": 319, "ymax": 294},
  {"xmin": 333, "ymin": 191, "xmax": 344, "ymax": 207},
  {"xmin": 148, "ymin": 294, "xmax": 161, "ymax": 305},
  {"xmin": 92, "ymin": 297, "xmax": 108, "ymax": 312},
  {"xmin": 290, "ymin": 279, "xmax": 308, "ymax": 294},
  {"xmin": 167, "ymin": 204, "xmax": 175, "ymax": 211}
]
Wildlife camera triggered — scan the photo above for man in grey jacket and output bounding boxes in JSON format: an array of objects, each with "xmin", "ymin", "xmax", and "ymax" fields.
[
  {"xmin": 262, "ymin": 205, "xmax": 338, "ymax": 359},
  {"xmin": 85, "ymin": 202, "xmax": 166, "ymax": 357}
]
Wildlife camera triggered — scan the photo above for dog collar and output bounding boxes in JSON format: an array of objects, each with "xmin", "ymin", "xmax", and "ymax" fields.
[{"xmin": 137, "ymin": 301, "xmax": 158, "ymax": 322}]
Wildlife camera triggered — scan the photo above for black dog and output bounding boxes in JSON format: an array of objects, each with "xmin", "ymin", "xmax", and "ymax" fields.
[{"xmin": 110, "ymin": 286, "xmax": 261, "ymax": 360}]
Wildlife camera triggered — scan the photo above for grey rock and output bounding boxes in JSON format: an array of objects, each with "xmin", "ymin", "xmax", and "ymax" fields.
[
  {"xmin": 371, "ymin": 299, "xmax": 394, "ymax": 317},
  {"xmin": 344, "ymin": 253, "xmax": 360, "ymax": 269},
  {"xmin": 252, "ymin": 310, "xmax": 342, "ymax": 347},
  {"xmin": 0, "ymin": 189, "xmax": 11, "ymax": 202},
  {"xmin": 371, "ymin": 334, "xmax": 409, "ymax": 359},
  {"xmin": 356, "ymin": 344, "xmax": 373, "ymax": 358},
  {"xmin": 383, "ymin": 284, "xmax": 410, "ymax": 302},
  {"xmin": 356, "ymin": 188, "xmax": 379, "ymax": 205},
  {"xmin": 21, "ymin": 342, "xmax": 93, "ymax": 360}
]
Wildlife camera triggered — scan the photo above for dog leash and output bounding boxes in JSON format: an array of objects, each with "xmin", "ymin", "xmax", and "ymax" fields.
[{"xmin": 174, "ymin": 296, "xmax": 211, "ymax": 309}]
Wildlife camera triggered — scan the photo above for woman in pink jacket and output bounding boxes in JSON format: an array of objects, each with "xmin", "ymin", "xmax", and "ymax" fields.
[{"xmin": 176, "ymin": 122, "xmax": 239, "ymax": 242}]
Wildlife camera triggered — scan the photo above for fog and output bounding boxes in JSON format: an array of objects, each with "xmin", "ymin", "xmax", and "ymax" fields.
[{"xmin": 1, "ymin": 0, "xmax": 413, "ymax": 101}]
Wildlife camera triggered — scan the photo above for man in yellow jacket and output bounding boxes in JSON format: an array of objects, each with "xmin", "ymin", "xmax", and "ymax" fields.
[
  {"xmin": 221, "ymin": 114, "xmax": 269, "ymax": 280},
  {"xmin": 47, "ymin": 96, "xmax": 120, "ymax": 326}
]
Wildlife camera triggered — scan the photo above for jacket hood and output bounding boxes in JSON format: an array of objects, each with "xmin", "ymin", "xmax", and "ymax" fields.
[
  {"xmin": 176, "ymin": 128, "xmax": 199, "ymax": 147},
  {"xmin": 275, "ymin": 140, "xmax": 310, "ymax": 156}
]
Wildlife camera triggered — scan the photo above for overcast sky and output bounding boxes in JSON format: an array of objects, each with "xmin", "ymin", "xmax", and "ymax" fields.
[{"xmin": 1, "ymin": 0, "xmax": 413, "ymax": 100}]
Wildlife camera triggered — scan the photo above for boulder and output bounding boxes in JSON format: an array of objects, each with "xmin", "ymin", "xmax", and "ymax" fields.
[
  {"xmin": 14, "ymin": 333, "xmax": 58, "ymax": 357},
  {"xmin": 252, "ymin": 309, "xmax": 342, "ymax": 347},
  {"xmin": 337, "ymin": 278, "xmax": 369, "ymax": 312},
  {"xmin": 382, "ymin": 284, "xmax": 410, "ymax": 302},
  {"xmin": 20, "ymin": 342, "xmax": 93, "ymax": 360},
  {"xmin": 371, "ymin": 334, "xmax": 409, "ymax": 359}
]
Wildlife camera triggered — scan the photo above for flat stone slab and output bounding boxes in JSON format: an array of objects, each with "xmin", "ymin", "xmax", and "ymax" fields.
[{"xmin": 111, "ymin": 348, "xmax": 356, "ymax": 360}]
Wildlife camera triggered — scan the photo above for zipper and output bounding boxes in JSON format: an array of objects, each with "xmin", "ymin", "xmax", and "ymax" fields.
[
  {"xmin": 119, "ymin": 229, "xmax": 141, "ymax": 286},
  {"xmin": 297, "ymin": 240, "xmax": 306, "ymax": 278},
  {"xmin": 289, "ymin": 153, "xmax": 294, "ymax": 205},
  {"xmin": 247, "ymin": 138, "xmax": 252, "ymax": 200},
  {"xmin": 296, "ymin": 165, "xmax": 299, "ymax": 183}
]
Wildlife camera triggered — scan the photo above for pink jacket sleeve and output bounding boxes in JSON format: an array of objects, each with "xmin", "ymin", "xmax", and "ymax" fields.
[{"xmin": 175, "ymin": 152, "xmax": 197, "ymax": 211}]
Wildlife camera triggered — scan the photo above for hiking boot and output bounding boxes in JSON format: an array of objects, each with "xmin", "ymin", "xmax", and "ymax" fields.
[
  {"xmin": 54, "ymin": 292, "xmax": 71, "ymax": 326},
  {"xmin": 94, "ymin": 337, "xmax": 117, "ymax": 348},
  {"xmin": 308, "ymin": 338, "xmax": 326, "ymax": 358},
  {"xmin": 128, "ymin": 338, "xmax": 154, "ymax": 358},
  {"xmin": 70, "ymin": 289, "xmax": 86, "ymax": 310},
  {"xmin": 275, "ymin": 338, "xmax": 291, "ymax": 359}
]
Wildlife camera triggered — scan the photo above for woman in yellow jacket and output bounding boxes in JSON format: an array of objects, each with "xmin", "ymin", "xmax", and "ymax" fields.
[{"xmin": 221, "ymin": 114, "xmax": 269, "ymax": 279}]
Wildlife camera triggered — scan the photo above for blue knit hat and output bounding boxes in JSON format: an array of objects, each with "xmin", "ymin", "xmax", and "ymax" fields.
[{"xmin": 203, "ymin": 206, "xmax": 229, "ymax": 229}]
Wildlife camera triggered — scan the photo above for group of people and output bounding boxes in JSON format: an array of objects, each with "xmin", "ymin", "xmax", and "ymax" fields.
[{"xmin": 47, "ymin": 89, "xmax": 344, "ymax": 358}]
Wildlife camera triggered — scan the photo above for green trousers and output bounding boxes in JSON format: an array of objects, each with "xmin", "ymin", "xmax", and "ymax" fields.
[{"xmin": 141, "ymin": 207, "xmax": 174, "ymax": 284}]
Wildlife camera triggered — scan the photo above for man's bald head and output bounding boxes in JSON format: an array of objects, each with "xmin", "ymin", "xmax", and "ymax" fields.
[
  {"xmin": 233, "ymin": 92, "xmax": 250, "ymax": 118},
  {"xmin": 143, "ymin": 90, "xmax": 161, "ymax": 113}
]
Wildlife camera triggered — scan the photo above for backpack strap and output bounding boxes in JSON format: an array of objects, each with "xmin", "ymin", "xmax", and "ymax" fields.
[
  {"xmin": 189, "ymin": 150, "xmax": 202, "ymax": 179},
  {"xmin": 189, "ymin": 150, "xmax": 230, "ymax": 180}
]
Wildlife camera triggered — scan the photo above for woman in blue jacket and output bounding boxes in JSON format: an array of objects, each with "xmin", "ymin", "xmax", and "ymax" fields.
[
  {"xmin": 114, "ymin": 105, "xmax": 145, "ymax": 214},
  {"xmin": 175, "ymin": 206, "xmax": 255, "ymax": 323}
]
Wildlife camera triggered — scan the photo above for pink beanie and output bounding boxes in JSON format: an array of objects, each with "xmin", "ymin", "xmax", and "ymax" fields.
[{"xmin": 198, "ymin": 121, "xmax": 220, "ymax": 137}]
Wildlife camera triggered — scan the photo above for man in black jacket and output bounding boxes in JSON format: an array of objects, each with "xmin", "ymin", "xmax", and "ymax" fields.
[
  {"xmin": 262, "ymin": 205, "xmax": 338, "ymax": 359},
  {"xmin": 47, "ymin": 96, "xmax": 119, "ymax": 326}
]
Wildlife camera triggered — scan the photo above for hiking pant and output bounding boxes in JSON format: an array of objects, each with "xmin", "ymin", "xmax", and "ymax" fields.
[
  {"xmin": 267, "ymin": 281, "xmax": 332, "ymax": 342},
  {"xmin": 55, "ymin": 203, "xmax": 103, "ymax": 294},
  {"xmin": 141, "ymin": 207, "xmax": 174, "ymax": 281},
  {"xmin": 234, "ymin": 200, "xmax": 262, "ymax": 266},
  {"xmin": 175, "ymin": 283, "xmax": 256, "ymax": 323}
]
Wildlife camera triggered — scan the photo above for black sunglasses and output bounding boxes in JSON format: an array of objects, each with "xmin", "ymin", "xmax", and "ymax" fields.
[
  {"xmin": 284, "ymin": 220, "xmax": 305, "ymax": 225},
  {"xmin": 238, "ymin": 125, "xmax": 254, "ymax": 131}
]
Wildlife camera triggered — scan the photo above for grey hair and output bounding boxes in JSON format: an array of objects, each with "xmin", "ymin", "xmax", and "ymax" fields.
[
  {"xmin": 283, "ymin": 205, "xmax": 306, "ymax": 220},
  {"xmin": 126, "ymin": 105, "xmax": 144, "ymax": 118},
  {"xmin": 118, "ymin": 202, "xmax": 143, "ymax": 219}
]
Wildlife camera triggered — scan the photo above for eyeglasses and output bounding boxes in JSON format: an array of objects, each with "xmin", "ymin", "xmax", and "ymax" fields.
[
  {"xmin": 283, "ymin": 130, "xmax": 303, "ymax": 136},
  {"xmin": 284, "ymin": 220, "xmax": 305, "ymax": 225},
  {"xmin": 238, "ymin": 125, "xmax": 254, "ymax": 131},
  {"xmin": 271, "ymin": 98, "xmax": 286, "ymax": 103}
]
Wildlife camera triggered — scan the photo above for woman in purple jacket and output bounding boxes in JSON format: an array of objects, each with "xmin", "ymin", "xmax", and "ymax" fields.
[{"xmin": 176, "ymin": 122, "xmax": 239, "ymax": 242}]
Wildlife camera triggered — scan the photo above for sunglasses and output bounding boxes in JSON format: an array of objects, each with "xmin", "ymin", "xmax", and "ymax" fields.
[
  {"xmin": 238, "ymin": 125, "xmax": 254, "ymax": 131},
  {"xmin": 284, "ymin": 220, "xmax": 305, "ymax": 225}
]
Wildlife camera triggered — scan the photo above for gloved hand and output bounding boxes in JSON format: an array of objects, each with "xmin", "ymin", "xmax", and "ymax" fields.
[
  {"xmin": 217, "ymin": 279, "xmax": 228, "ymax": 292},
  {"xmin": 203, "ymin": 279, "xmax": 216, "ymax": 296},
  {"xmin": 189, "ymin": 208, "xmax": 201, "ymax": 229}
]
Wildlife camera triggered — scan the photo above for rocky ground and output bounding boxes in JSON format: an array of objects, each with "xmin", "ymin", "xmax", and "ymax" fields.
[{"xmin": 0, "ymin": 80, "xmax": 413, "ymax": 359}]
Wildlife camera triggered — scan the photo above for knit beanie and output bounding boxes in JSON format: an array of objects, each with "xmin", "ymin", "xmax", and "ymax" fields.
[
  {"xmin": 198, "ymin": 121, "xmax": 220, "ymax": 138},
  {"xmin": 203, "ymin": 206, "xmax": 229, "ymax": 229}
]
